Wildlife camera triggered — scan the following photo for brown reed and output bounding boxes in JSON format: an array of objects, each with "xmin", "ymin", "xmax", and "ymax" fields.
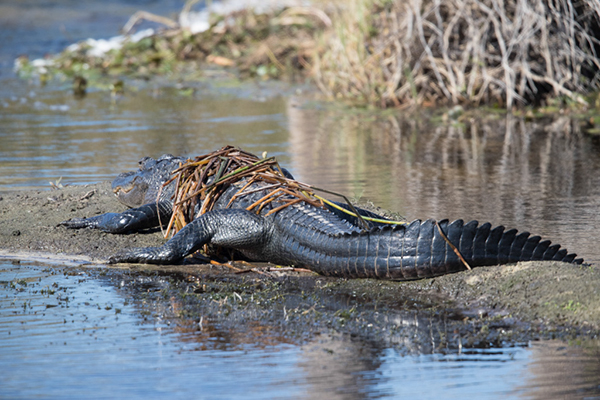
[{"xmin": 314, "ymin": 0, "xmax": 600, "ymax": 108}]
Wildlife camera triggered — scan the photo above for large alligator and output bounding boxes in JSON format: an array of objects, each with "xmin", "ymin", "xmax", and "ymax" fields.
[{"xmin": 60, "ymin": 147, "xmax": 583, "ymax": 280}]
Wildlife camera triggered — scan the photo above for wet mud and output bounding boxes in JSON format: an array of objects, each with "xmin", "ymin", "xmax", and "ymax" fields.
[{"xmin": 1, "ymin": 183, "xmax": 599, "ymax": 345}]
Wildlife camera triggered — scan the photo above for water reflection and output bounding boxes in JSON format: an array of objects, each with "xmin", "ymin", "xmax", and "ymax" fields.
[
  {"xmin": 288, "ymin": 101, "xmax": 600, "ymax": 264},
  {"xmin": 518, "ymin": 340, "xmax": 600, "ymax": 398},
  {"xmin": 0, "ymin": 86, "xmax": 290, "ymax": 190},
  {"xmin": 2, "ymin": 261, "xmax": 599, "ymax": 399}
]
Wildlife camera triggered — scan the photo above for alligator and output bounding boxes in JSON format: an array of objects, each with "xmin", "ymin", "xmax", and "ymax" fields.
[{"xmin": 60, "ymin": 148, "xmax": 583, "ymax": 280}]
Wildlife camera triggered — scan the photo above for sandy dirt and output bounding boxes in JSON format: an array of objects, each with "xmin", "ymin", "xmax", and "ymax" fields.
[{"xmin": 1, "ymin": 183, "xmax": 599, "ymax": 339}]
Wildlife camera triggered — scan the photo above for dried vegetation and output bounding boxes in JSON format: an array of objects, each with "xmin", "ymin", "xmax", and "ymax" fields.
[
  {"xmin": 18, "ymin": 0, "xmax": 600, "ymax": 109},
  {"xmin": 163, "ymin": 146, "xmax": 402, "ymax": 240},
  {"xmin": 316, "ymin": 0, "xmax": 600, "ymax": 108},
  {"xmin": 163, "ymin": 146, "xmax": 324, "ymax": 237},
  {"xmin": 49, "ymin": 7, "xmax": 328, "ymax": 80}
]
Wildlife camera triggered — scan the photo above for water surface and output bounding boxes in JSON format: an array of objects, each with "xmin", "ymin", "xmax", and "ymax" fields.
[{"xmin": 2, "ymin": 260, "xmax": 600, "ymax": 399}]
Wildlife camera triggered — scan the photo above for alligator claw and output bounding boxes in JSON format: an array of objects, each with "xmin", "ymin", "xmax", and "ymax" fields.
[
  {"xmin": 107, "ymin": 249, "xmax": 147, "ymax": 264},
  {"xmin": 108, "ymin": 246, "xmax": 180, "ymax": 265},
  {"xmin": 59, "ymin": 217, "xmax": 96, "ymax": 229}
]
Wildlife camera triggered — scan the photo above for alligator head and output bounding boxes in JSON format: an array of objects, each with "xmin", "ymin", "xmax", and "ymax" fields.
[{"xmin": 111, "ymin": 154, "xmax": 186, "ymax": 207}]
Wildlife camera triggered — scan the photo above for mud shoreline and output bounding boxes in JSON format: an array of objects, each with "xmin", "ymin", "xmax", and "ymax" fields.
[{"xmin": 1, "ymin": 183, "xmax": 599, "ymax": 342}]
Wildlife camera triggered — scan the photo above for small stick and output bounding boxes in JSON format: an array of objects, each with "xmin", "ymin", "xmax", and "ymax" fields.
[
  {"xmin": 435, "ymin": 221, "xmax": 471, "ymax": 271},
  {"xmin": 225, "ymin": 176, "xmax": 263, "ymax": 207},
  {"xmin": 245, "ymin": 188, "xmax": 284, "ymax": 211},
  {"xmin": 265, "ymin": 198, "xmax": 303, "ymax": 216},
  {"xmin": 256, "ymin": 192, "xmax": 286, "ymax": 214},
  {"xmin": 231, "ymin": 183, "xmax": 282, "ymax": 200}
]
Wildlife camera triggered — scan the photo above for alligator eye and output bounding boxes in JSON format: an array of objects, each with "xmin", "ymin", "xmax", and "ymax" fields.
[{"xmin": 138, "ymin": 157, "xmax": 153, "ymax": 168}]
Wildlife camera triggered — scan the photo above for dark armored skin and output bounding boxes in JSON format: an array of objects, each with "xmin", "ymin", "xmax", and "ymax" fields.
[{"xmin": 60, "ymin": 152, "xmax": 583, "ymax": 280}]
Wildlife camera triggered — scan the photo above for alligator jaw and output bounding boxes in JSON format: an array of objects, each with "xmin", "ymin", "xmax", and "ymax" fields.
[{"xmin": 112, "ymin": 173, "xmax": 148, "ymax": 208}]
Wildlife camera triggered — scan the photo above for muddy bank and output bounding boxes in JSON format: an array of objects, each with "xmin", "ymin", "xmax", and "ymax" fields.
[{"xmin": 1, "ymin": 183, "xmax": 599, "ymax": 342}]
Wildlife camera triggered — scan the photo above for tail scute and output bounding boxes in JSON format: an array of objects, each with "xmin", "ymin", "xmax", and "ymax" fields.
[
  {"xmin": 510, "ymin": 232, "xmax": 529, "ymax": 261},
  {"xmin": 473, "ymin": 222, "xmax": 491, "ymax": 260},
  {"xmin": 543, "ymin": 244, "xmax": 561, "ymax": 259},
  {"xmin": 485, "ymin": 225, "xmax": 504, "ymax": 261},
  {"xmin": 497, "ymin": 228, "xmax": 518, "ymax": 263},
  {"xmin": 438, "ymin": 219, "xmax": 582, "ymax": 267},
  {"xmin": 532, "ymin": 240, "xmax": 551, "ymax": 259},
  {"xmin": 553, "ymin": 248, "xmax": 568, "ymax": 261},
  {"xmin": 459, "ymin": 220, "xmax": 479, "ymax": 262},
  {"xmin": 431, "ymin": 219, "xmax": 450, "ymax": 276},
  {"xmin": 521, "ymin": 235, "xmax": 541, "ymax": 259}
]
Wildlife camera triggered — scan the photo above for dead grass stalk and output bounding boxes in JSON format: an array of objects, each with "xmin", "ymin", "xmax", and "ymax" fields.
[{"xmin": 315, "ymin": 0, "xmax": 600, "ymax": 108}]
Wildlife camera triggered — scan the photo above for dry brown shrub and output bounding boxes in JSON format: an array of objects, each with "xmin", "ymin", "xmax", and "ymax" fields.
[{"xmin": 315, "ymin": 0, "xmax": 600, "ymax": 108}]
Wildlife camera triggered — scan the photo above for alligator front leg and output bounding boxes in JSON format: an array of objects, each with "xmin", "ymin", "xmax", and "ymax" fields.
[
  {"xmin": 60, "ymin": 202, "xmax": 172, "ymax": 233},
  {"xmin": 108, "ymin": 209, "xmax": 267, "ymax": 264}
]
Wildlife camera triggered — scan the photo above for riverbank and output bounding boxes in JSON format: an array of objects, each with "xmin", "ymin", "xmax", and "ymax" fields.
[
  {"xmin": 14, "ymin": 0, "xmax": 600, "ymax": 110},
  {"xmin": 1, "ymin": 183, "xmax": 599, "ymax": 343}
]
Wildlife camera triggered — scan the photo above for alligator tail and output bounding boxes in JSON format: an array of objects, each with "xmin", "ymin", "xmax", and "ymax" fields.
[{"xmin": 308, "ymin": 219, "xmax": 583, "ymax": 280}]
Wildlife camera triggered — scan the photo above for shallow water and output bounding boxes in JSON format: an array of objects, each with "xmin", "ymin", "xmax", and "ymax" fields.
[
  {"xmin": 2, "ymin": 260, "xmax": 600, "ymax": 399},
  {"xmin": 0, "ymin": 83, "xmax": 291, "ymax": 190},
  {"xmin": 2, "ymin": 1, "xmax": 600, "ymax": 398}
]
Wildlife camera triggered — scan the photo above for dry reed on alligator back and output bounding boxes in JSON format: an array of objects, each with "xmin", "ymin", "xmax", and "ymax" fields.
[{"xmin": 161, "ymin": 146, "xmax": 406, "ymax": 239}]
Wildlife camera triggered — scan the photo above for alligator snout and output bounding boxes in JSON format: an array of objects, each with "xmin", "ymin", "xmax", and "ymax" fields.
[{"xmin": 112, "ymin": 173, "xmax": 148, "ymax": 208}]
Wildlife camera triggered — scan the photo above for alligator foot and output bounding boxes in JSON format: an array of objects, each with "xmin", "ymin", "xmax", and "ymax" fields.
[
  {"xmin": 59, "ymin": 216, "xmax": 108, "ymax": 230},
  {"xmin": 108, "ymin": 246, "xmax": 182, "ymax": 264}
]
